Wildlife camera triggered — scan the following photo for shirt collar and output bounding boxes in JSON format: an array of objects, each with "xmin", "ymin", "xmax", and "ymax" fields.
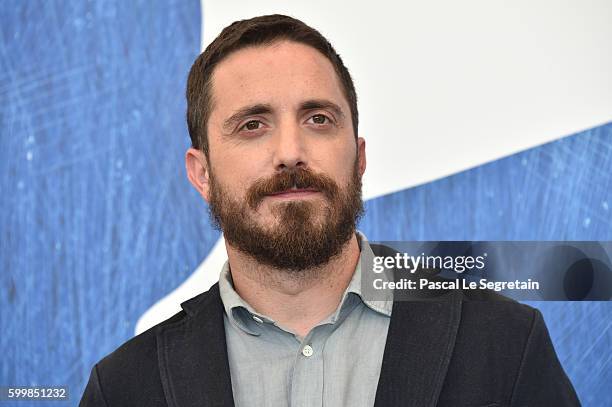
[{"xmin": 218, "ymin": 230, "xmax": 393, "ymax": 336}]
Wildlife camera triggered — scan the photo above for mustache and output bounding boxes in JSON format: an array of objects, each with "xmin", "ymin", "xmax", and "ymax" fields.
[{"xmin": 246, "ymin": 167, "xmax": 339, "ymax": 209}]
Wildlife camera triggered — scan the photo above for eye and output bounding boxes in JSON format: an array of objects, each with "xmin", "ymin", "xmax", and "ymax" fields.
[
  {"xmin": 240, "ymin": 120, "xmax": 263, "ymax": 132},
  {"xmin": 307, "ymin": 114, "xmax": 333, "ymax": 126}
]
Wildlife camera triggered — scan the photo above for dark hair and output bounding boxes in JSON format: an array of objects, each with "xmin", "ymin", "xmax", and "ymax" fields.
[{"xmin": 186, "ymin": 14, "xmax": 358, "ymax": 157}]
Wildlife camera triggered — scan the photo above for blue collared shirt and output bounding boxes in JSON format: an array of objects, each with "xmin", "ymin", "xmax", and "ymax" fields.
[{"xmin": 219, "ymin": 231, "xmax": 393, "ymax": 407}]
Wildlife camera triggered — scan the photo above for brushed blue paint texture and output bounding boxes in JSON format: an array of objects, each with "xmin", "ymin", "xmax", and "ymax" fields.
[
  {"xmin": 0, "ymin": 0, "xmax": 209, "ymax": 402},
  {"xmin": 1, "ymin": 0, "xmax": 611, "ymax": 405},
  {"xmin": 360, "ymin": 124, "xmax": 612, "ymax": 406}
]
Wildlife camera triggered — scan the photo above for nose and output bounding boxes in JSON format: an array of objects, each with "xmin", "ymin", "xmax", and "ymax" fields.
[{"xmin": 272, "ymin": 121, "xmax": 307, "ymax": 171}]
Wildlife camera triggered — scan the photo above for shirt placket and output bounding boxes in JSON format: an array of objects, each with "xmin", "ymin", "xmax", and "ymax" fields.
[{"xmin": 289, "ymin": 329, "xmax": 325, "ymax": 407}]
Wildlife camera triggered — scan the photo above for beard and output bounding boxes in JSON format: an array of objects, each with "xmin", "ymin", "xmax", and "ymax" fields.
[{"xmin": 206, "ymin": 158, "xmax": 364, "ymax": 273}]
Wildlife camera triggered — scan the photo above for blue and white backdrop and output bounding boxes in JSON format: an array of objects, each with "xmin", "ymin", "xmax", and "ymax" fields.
[{"xmin": 1, "ymin": 1, "xmax": 611, "ymax": 405}]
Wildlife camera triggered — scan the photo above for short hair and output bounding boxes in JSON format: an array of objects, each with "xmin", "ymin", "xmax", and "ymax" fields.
[{"xmin": 186, "ymin": 14, "xmax": 359, "ymax": 157}]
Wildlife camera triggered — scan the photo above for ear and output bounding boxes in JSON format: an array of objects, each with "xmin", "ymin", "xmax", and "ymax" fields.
[
  {"xmin": 185, "ymin": 147, "xmax": 211, "ymax": 203},
  {"xmin": 356, "ymin": 136, "xmax": 366, "ymax": 177}
]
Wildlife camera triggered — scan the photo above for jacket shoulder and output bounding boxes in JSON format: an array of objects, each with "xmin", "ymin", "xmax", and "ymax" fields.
[
  {"xmin": 97, "ymin": 307, "xmax": 187, "ymax": 371},
  {"xmin": 97, "ymin": 284, "xmax": 220, "ymax": 371},
  {"xmin": 458, "ymin": 288, "xmax": 536, "ymax": 340},
  {"xmin": 80, "ymin": 286, "xmax": 220, "ymax": 407},
  {"xmin": 440, "ymin": 295, "xmax": 580, "ymax": 406}
]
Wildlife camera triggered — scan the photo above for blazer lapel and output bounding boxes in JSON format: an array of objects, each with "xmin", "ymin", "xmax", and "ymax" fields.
[
  {"xmin": 374, "ymin": 290, "xmax": 462, "ymax": 407},
  {"xmin": 157, "ymin": 283, "xmax": 235, "ymax": 407}
]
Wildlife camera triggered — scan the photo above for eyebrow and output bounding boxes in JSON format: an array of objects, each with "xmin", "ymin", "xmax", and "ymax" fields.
[
  {"xmin": 222, "ymin": 104, "xmax": 273, "ymax": 132},
  {"xmin": 222, "ymin": 99, "xmax": 346, "ymax": 132},
  {"xmin": 301, "ymin": 99, "xmax": 346, "ymax": 122}
]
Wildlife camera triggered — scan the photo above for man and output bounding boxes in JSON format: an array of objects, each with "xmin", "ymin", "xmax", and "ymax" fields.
[{"xmin": 80, "ymin": 14, "xmax": 580, "ymax": 407}]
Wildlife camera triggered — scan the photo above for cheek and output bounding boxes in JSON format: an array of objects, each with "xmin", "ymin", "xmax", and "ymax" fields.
[
  {"xmin": 216, "ymin": 165, "xmax": 263, "ymax": 200},
  {"xmin": 210, "ymin": 148, "xmax": 253, "ymax": 182},
  {"xmin": 326, "ymin": 143, "xmax": 357, "ymax": 181}
]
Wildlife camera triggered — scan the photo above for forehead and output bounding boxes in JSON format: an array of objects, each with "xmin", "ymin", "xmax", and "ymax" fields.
[{"xmin": 209, "ymin": 40, "xmax": 347, "ymax": 117}]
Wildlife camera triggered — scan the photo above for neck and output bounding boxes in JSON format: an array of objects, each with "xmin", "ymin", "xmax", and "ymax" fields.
[{"xmin": 225, "ymin": 233, "xmax": 361, "ymax": 339}]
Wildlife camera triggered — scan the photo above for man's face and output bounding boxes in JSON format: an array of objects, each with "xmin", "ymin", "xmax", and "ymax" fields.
[{"xmin": 188, "ymin": 40, "xmax": 366, "ymax": 271}]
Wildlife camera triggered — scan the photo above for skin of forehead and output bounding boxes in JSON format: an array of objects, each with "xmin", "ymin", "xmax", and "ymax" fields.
[{"xmin": 208, "ymin": 40, "xmax": 351, "ymax": 131}]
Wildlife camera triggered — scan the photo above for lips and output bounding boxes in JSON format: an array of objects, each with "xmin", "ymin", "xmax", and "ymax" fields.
[
  {"xmin": 245, "ymin": 168, "xmax": 336, "ymax": 210},
  {"xmin": 268, "ymin": 187, "xmax": 320, "ymax": 196}
]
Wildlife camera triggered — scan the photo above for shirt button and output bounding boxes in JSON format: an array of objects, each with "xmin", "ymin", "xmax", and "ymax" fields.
[
  {"xmin": 252, "ymin": 315, "xmax": 263, "ymax": 323},
  {"xmin": 302, "ymin": 345, "xmax": 314, "ymax": 357}
]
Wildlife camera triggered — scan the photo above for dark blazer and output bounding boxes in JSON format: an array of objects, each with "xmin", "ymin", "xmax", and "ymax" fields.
[{"xmin": 80, "ymin": 245, "xmax": 580, "ymax": 407}]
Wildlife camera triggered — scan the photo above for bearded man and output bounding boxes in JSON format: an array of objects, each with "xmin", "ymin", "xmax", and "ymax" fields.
[{"xmin": 80, "ymin": 14, "xmax": 580, "ymax": 407}]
